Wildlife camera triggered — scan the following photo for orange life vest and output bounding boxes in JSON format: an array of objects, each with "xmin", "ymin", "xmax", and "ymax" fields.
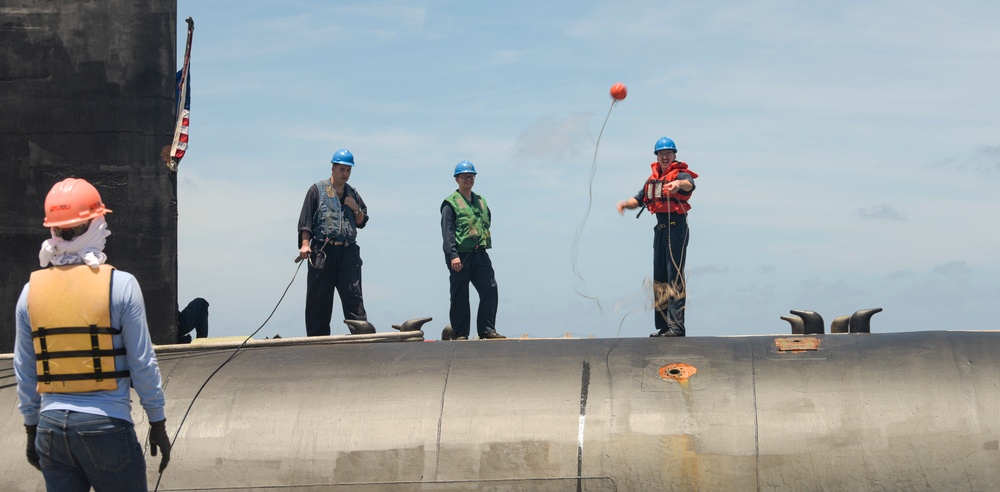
[
  {"xmin": 642, "ymin": 161, "xmax": 698, "ymax": 214},
  {"xmin": 27, "ymin": 264, "xmax": 129, "ymax": 393}
]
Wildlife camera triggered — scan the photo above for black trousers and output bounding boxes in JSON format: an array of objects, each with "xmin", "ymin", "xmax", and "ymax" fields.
[
  {"xmin": 305, "ymin": 243, "xmax": 367, "ymax": 336},
  {"xmin": 653, "ymin": 216, "xmax": 689, "ymax": 334},
  {"xmin": 177, "ymin": 297, "xmax": 209, "ymax": 343},
  {"xmin": 448, "ymin": 249, "xmax": 499, "ymax": 338}
]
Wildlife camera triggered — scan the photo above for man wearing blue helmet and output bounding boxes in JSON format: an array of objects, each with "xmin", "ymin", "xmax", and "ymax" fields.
[
  {"xmin": 297, "ymin": 149, "xmax": 370, "ymax": 336},
  {"xmin": 616, "ymin": 137, "xmax": 699, "ymax": 337},
  {"xmin": 440, "ymin": 161, "xmax": 506, "ymax": 340}
]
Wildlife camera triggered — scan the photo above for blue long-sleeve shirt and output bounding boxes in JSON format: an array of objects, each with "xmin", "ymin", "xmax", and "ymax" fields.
[{"xmin": 14, "ymin": 269, "xmax": 166, "ymax": 425}]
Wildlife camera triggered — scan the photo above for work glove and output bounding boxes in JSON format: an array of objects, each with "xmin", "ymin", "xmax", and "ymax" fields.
[
  {"xmin": 25, "ymin": 424, "xmax": 41, "ymax": 471},
  {"xmin": 149, "ymin": 420, "xmax": 172, "ymax": 473}
]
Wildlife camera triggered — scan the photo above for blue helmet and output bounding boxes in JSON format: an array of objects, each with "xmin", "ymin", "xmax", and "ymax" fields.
[
  {"xmin": 653, "ymin": 137, "xmax": 677, "ymax": 155},
  {"xmin": 330, "ymin": 149, "xmax": 355, "ymax": 167},
  {"xmin": 453, "ymin": 160, "xmax": 477, "ymax": 177}
]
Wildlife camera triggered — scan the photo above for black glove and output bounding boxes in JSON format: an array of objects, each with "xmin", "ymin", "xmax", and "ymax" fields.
[
  {"xmin": 25, "ymin": 424, "xmax": 41, "ymax": 471},
  {"xmin": 149, "ymin": 420, "xmax": 172, "ymax": 473}
]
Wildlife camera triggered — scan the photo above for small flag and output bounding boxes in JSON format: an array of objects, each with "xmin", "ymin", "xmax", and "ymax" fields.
[
  {"xmin": 169, "ymin": 70, "xmax": 191, "ymax": 170},
  {"xmin": 168, "ymin": 17, "xmax": 194, "ymax": 172}
]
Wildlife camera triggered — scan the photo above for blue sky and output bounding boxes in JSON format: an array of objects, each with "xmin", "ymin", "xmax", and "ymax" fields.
[{"xmin": 175, "ymin": 0, "xmax": 1000, "ymax": 340}]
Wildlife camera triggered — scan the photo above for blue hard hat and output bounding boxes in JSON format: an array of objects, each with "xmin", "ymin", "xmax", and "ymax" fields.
[
  {"xmin": 330, "ymin": 149, "xmax": 355, "ymax": 167},
  {"xmin": 453, "ymin": 160, "xmax": 477, "ymax": 177},
  {"xmin": 653, "ymin": 137, "xmax": 677, "ymax": 154}
]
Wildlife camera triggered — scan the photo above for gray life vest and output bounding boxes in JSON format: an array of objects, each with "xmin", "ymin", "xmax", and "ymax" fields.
[{"xmin": 312, "ymin": 179, "xmax": 360, "ymax": 244}]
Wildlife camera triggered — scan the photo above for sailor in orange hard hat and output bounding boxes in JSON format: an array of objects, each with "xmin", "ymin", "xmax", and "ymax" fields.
[{"xmin": 14, "ymin": 177, "xmax": 172, "ymax": 487}]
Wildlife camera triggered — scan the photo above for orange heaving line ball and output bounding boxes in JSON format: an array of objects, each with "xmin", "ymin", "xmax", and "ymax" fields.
[{"xmin": 610, "ymin": 82, "xmax": 627, "ymax": 101}]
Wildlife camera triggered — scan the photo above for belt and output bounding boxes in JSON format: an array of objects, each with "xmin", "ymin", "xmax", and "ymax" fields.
[
  {"xmin": 315, "ymin": 240, "xmax": 352, "ymax": 247},
  {"xmin": 656, "ymin": 219, "xmax": 686, "ymax": 229},
  {"xmin": 655, "ymin": 213, "xmax": 687, "ymax": 225}
]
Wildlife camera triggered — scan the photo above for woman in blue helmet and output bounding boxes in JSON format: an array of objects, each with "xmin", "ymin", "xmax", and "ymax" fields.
[
  {"xmin": 616, "ymin": 137, "xmax": 699, "ymax": 337},
  {"xmin": 440, "ymin": 161, "xmax": 506, "ymax": 341}
]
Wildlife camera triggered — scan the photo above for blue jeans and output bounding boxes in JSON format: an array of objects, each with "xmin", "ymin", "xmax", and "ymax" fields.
[{"xmin": 37, "ymin": 410, "xmax": 148, "ymax": 492}]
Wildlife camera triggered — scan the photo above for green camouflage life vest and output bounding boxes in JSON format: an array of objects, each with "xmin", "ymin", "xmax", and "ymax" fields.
[{"xmin": 444, "ymin": 191, "xmax": 491, "ymax": 252}]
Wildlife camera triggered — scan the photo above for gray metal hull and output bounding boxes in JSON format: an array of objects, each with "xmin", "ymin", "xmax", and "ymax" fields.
[{"xmin": 3, "ymin": 332, "xmax": 999, "ymax": 490}]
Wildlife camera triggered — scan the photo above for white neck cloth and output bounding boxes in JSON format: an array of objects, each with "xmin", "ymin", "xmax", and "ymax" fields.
[{"xmin": 38, "ymin": 216, "xmax": 111, "ymax": 269}]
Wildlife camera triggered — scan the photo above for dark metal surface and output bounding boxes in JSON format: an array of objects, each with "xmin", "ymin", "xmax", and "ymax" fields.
[
  {"xmin": 3, "ymin": 332, "xmax": 999, "ymax": 491},
  {"xmin": 0, "ymin": 0, "xmax": 179, "ymax": 352}
]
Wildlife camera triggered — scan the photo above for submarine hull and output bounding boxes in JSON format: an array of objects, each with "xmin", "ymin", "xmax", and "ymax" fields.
[{"xmin": 2, "ymin": 332, "xmax": 999, "ymax": 490}]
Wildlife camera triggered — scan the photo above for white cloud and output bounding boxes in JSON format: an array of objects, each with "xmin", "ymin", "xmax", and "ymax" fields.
[
  {"xmin": 512, "ymin": 113, "xmax": 594, "ymax": 162},
  {"xmin": 857, "ymin": 204, "xmax": 906, "ymax": 221}
]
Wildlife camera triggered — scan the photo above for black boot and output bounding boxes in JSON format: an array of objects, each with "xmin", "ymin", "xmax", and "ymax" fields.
[{"xmin": 650, "ymin": 329, "xmax": 684, "ymax": 337}]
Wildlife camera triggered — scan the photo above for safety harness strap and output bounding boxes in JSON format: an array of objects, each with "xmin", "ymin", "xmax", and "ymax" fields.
[
  {"xmin": 31, "ymin": 326, "xmax": 123, "ymax": 338},
  {"xmin": 34, "ymin": 347, "xmax": 128, "ymax": 360},
  {"xmin": 38, "ymin": 371, "xmax": 132, "ymax": 383}
]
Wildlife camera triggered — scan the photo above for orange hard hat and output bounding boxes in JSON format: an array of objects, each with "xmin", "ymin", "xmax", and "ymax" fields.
[{"xmin": 42, "ymin": 178, "xmax": 112, "ymax": 228}]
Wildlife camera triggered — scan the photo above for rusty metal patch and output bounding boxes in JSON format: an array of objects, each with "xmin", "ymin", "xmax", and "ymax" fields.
[
  {"xmin": 658, "ymin": 362, "xmax": 697, "ymax": 381},
  {"xmin": 774, "ymin": 337, "xmax": 820, "ymax": 353}
]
